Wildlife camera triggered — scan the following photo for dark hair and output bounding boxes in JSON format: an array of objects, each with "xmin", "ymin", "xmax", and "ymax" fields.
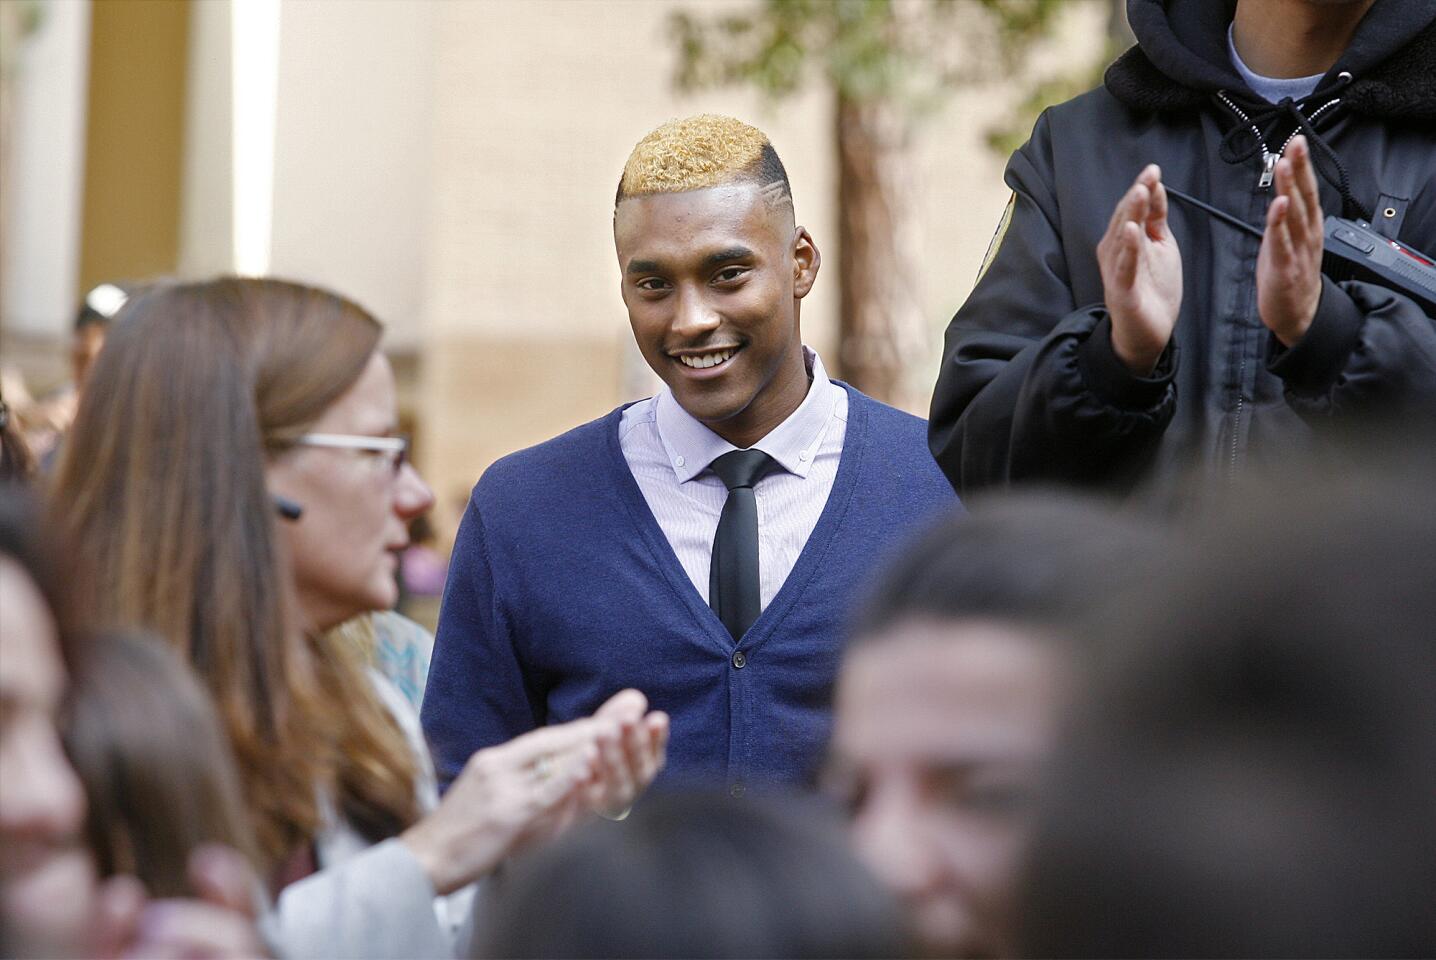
[
  {"xmin": 1018, "ymin": 462, "xmax": 1436, "ymax": 957},
  {"xmin": 475, "ymin": 791, "xmax": 906, "ymax": 959},
  {"xmin": 0, "ymin": 391, "xmax": 36, "ymax": 486},
  {"xmin": 63, "ymin": 632, "xmax": 256, "ymax": 898},
  {"xmin": 408, "ymin": 513, "xmax": 435, "ymax": 546},
  {"xmin": 0, "ymin": 490, "xmax": 78, "ymax": 666},
  {"xmin": 0, "ymin": 489, "xmax": 45, "ymax": 581},
  {"xmin": 73, "ymin": 281, "xmax": 138, "ymax": 332},
  {"xmin": 755, "ymin": 142, "xmax": 790, "ymax": 195},
  {"xmin": 851, "ymin": 493, "xmax": 1165, "ymax": 644}
]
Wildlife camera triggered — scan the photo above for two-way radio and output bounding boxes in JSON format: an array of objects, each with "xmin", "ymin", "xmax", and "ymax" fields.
[{"xmin": 1164, "ymin": 185, "xmax": 1436, "ymax": 315}]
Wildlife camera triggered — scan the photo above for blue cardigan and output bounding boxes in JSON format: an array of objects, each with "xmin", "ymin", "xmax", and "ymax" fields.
[{"xmin": 422, "ymin": 385, "xmax": 957, "ymax": 791}]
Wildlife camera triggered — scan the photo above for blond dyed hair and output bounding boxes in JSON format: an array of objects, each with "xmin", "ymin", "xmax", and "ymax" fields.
[{"xmin": 616, "ymin": 114, "xmax": 793, "ymax": 209}]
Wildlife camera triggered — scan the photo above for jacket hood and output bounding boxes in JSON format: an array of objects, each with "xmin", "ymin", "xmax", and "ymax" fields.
[{"xmin": 1107, "ymin": 0, "xmax": 1436, "ymax": 120}]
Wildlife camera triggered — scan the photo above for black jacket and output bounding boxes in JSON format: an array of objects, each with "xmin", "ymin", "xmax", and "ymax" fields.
[{"xmin": 928, "ymin": 0, "xmax": 1436, "ymax": 497}]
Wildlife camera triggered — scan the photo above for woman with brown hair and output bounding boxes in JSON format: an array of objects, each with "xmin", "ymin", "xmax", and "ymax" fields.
[{"xmin": 51, "ymin": 277, "xmax": 668, "ymax": 958}]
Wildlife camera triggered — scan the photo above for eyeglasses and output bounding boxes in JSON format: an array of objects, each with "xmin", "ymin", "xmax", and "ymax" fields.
[{"xmin": 292, "ymin": 433, "xmax": 409, "ymax": 475}]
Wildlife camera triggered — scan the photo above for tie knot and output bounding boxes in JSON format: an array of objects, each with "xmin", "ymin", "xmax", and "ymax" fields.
[{"xmin": 710, "ymin": 449, "xmax": 778, "ymax": 491}]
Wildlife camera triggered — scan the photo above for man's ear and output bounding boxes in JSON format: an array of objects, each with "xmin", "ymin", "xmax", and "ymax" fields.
[{"xmin": 792, "ymin": 227, "xmax": 820, "ymax": 299}]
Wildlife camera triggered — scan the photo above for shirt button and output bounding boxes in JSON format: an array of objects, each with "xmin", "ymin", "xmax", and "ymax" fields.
[
  {"xmin": 729, "ymin": 781, "xmax": 746, "ymax": 798},
  {"xmin": 731, "ymin": 650, "xmax": 747, "ymax": 669},
  {"xmin": 799, "ymin": 450, "xmax": 810, "ymax": 461},
  {"xmin": 675, "ymin": 456, "xmax": 685, "ymax": 468}
]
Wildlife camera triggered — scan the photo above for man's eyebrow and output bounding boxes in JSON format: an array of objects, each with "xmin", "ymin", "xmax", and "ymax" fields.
[
  {"xmin": 626, "ymin": 247, "xmax": 754, "ymax": 275},
  {"xmin": 704, "ymin": 246, "xmax": 754, "ymax": 266}
]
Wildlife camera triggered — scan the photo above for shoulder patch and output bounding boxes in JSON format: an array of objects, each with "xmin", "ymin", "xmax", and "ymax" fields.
[{"xmin": 976, "ymin": 192, "xmax": 1016, "ymax": 284}]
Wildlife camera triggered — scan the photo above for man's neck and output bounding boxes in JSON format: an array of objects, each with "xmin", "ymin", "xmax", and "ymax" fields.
[
  {"xmin": 708, "ymin": 349, "xmax": 811, "ymax": 450},
  {"xmin": 1231, "ymin": 0, "xmax": 1376, "ymax": 78}
]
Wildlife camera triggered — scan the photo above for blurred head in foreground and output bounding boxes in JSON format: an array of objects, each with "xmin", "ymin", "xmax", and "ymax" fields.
[
  {"xmin": 1, "ymin": 491, "xmax": 266, "ymax": 959},
  {"xmin": 475, "ymin": 790, "xmax": 904, "ymax": 959},
  {"xmin": 1018, "ymin": 453, "xmax": 1436, "ymax": 957},
  {"xmin": 830, "ymin": 495, "xmax": 1165, "ymax": 958},
  {"xmin": 0, "ymin": 492, "xmax": 92, "ymax": 957}
]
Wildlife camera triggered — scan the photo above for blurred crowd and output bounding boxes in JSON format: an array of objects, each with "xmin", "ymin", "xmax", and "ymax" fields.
[
  {"xmin": 3, "ymin": 0, "xmax": 1435, "ymax": 955},
  {"xmin": 3, "ymin": 273, "xmax": 1434, "ymax": 959}
]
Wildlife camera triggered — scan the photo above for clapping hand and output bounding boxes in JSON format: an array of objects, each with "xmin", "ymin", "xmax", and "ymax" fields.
[
  {"xmin": 585, "ymin": 689, "xmax": 669, "ymax": 819},
  {"xmin": 1258, "ymin": 136, "xmax": 1325, "ymax": 346},
  {"xmin": 1098, "ymin": 164, "xmax": 1184, "ymax": 375},
  {"xmin": 402, "ymin": 713, "xmax": 607, "ymax": 894},
  {"xmin": 401, "ymin": 688, "xmax": 668, "ymax": 894}
]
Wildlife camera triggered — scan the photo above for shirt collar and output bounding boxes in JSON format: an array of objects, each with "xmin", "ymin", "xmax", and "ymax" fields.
[{"xmin": 655, "ymin": 346, "xmax": 841, "ymax": 484}]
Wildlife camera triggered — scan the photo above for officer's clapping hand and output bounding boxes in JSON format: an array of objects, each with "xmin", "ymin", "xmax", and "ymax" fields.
[
  {"xmin": 1098, "ymin": 164, "xmax": 1184, "ymax": 376},
  {"xmin": 1258, "ymin": 135, "xmax": 1325, "ymax": 346}
]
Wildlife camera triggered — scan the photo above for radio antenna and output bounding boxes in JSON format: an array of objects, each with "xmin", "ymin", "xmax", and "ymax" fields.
[{"xmin": 1164, "ymin": 185, "xmax": 1266, "ymax": 241}]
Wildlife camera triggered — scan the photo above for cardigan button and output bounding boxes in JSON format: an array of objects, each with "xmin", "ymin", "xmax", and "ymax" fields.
[
  {"xmin": 729, "ymin": 781, "xmax": 746, "ymax": 798},
  {"xmin": 731, "ymin": 650, "xmax": 747, "ymax": 669}
]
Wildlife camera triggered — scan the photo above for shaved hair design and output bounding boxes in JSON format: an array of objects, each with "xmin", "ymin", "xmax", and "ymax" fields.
[{"xmin": 616, "ymin": 114, "xmax": 793, "ymax": 212}]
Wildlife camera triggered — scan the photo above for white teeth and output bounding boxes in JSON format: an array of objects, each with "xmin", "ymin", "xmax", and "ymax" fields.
[{"xmin": 679, "ymin": 349, "xmax": 735, "ymax": 369}]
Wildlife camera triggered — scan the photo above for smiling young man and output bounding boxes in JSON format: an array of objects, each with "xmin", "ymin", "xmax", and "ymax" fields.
[{"xmin": 422, "ymin": 115, "xmax": 955, "ymax": 793}]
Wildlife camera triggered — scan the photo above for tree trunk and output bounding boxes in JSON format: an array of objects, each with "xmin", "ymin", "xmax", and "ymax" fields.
[{"xmin": 834, "ymin": 94, "xmax": 928, "ymax": 411}]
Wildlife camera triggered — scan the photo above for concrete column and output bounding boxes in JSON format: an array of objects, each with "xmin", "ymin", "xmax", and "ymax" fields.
[{"xmin": 1, "ymin": 0, "xmax": 91, "ymax": 345}]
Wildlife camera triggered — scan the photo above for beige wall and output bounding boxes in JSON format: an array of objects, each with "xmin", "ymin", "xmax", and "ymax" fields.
[
  {"xmin": 269, "ymin": 0, "xmax": 436, "ymax": 351},
  {"xmin": 421, "ymin": 0, "xmax": 840, "ymax": 527},
  {"xmin": 1, "ymin": 0, "xmax": 1107, "ymax": 535},
  {"xmin": 417, "ymin": 0, "xmax": 1107, "ymax": 532},
  {"xmin": 178, "ymin": 0, "xmax": 234, "ymax": 278}
]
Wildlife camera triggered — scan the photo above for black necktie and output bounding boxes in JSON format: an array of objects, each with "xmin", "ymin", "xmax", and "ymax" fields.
[{"xmin": 709, "ymin": 449, "xmax": 779, "ymax": 641}]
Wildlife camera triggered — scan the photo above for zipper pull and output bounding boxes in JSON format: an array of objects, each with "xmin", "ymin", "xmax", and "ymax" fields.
[{"xmin": 1259, "ymin": 152, "xmax": 1277, "ymax": 189}]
